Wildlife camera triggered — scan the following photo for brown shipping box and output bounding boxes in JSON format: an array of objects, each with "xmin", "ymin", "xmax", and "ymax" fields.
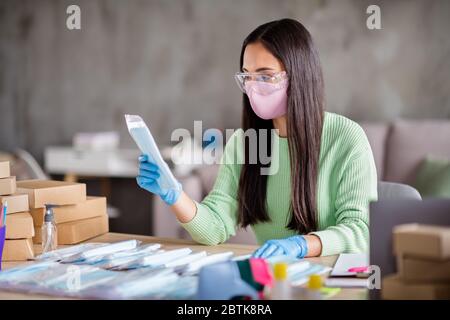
[
  {"xmin": 399, "ymin": 257, "xmax": 450, "ymax": 283},
  {"xmin": 33, "ymin": 214, "xmax": 109, "ymax": 245},
  {"xmin": 0, "ymin": 176, "xmax": 16, "ymax": 195},
  {"xmin": 31, "ymin": 196, "xmax": 107, "ymax": 227},
  {"xmin": 5, "ymin": 212, "xmax": 35, "ymax": 239},
  {"xmin": 0, "ymin": 161, "xmax": 10, "ymax": 179},
  {"xmin": 3, "ymin": 238, "xmax": 34, "ymax": 261},
  {"xmin": 382, "ymin": 274, "xmax": 450, "ymax": 300},
  {"xmin": 393, "ymin": 224, "xmax": 450, "ymax": 260},
  {"xmin": 17, "ymin": 180, "xmax": 86, "ymax": 209},
  {"xmin": 0, "ymin": 194, "xmax": 29, "ymax": 214}
]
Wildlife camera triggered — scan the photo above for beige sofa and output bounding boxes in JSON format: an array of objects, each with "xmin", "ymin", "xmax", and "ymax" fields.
[{"xmin": 153, "ymin": 119, "xmax": 450, "ymax": 244}]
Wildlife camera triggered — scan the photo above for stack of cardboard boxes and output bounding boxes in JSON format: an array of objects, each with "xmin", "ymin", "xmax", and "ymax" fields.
[
  {"xmin": 0, "ymin": 160, "xmax": 110, "ymax": 262},
  {"xmin": 14, "ymin": 180, "xmax": 109, "ymax": 246},
  {"xmin": 382, "ymin": 224, "xmax": 450, "ymax": 300},
  {"xmin": 0, "ymin": 161, "xmax": 34, "ymax": 260}
]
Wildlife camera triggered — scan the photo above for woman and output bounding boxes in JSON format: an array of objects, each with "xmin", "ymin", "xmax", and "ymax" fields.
[{"xmin": 137, "ymin": 19, "xmax": 378, "ymax": 259}]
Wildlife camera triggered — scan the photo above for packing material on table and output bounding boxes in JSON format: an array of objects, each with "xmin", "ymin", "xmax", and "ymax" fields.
[
  {"xmin": 382, "ymin": 223, "xmax": 450, "ymax": 300},
  {"xmin": 33, "ymin": 214, "xmax": 109, "ymax": 245},
  {"xmin": 16, "ymin": 180, "xmax": 86, "ymax": 209},
  {"xmin": 31, "ymin": 196, "xmax": 106, "ymax": 226},
  {"xmin": 0, "ymin": 239, "xmax": 331, "ymax": 300},
  {"xmin": 0, "ymin": 176, "xmax": 16, "ymax": 196},
  {"xmin": 0, "ymin": 162, "xmax": 10, "ymax": 179},
  {"xmin": 0, "ymin": 194, "xmax": 29, "ymax": 214}
]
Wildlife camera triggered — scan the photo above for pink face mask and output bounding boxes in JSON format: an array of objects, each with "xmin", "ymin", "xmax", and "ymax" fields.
[{"xmin": 245, "ymin": 79, "xmax": 288, "ymax": 120}]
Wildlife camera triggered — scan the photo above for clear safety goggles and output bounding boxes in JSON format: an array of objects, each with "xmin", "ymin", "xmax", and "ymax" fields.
[{"xmin": 234, "ymin": 71, "xmax": 288, "ymax": 95}]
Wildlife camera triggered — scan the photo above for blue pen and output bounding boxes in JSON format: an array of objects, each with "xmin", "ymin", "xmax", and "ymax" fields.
[{"xmin": 2, "ymin": 201, "xmax": 7, "ymax": 226}]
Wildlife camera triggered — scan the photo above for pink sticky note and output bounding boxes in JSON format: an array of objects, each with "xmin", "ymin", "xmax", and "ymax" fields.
[{"xmin": 348, "ymin": 266, "xmax": 369, "ymax": 273}]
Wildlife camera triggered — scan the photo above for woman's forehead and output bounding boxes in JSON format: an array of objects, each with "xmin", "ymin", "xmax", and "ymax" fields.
[{"xmin": 243, "ymin": 42, "xmax": 284, "ymax": 72}]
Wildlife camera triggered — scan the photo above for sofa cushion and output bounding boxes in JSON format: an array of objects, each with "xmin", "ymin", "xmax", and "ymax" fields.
[
  {"xmin": 413, "ymin": 156, "xmax": 450, "ymax": 198},
  {"xmin": 359, "ymin": 122, "xmax": 389, "ymax": 180},
  {"xmin": 384, "ymin": 120, "xmax": 450, "ymax": 184}
]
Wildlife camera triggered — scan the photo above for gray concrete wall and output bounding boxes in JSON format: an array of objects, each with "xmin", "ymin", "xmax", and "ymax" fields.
[{"xmin": 1, "ymin": 0, "xmax": 449, "ymax": 161}]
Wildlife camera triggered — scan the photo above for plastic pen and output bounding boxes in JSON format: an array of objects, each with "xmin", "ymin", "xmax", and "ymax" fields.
[
  {"xmin": 0, "ymin": 203, "xmax": 3, "ymax": 226},
  {"xmin": 2, "ymin": 201, "xmax": 7, "ymax": 226}
]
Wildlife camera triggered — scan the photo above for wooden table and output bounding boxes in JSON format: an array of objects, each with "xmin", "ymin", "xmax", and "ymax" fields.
[{"xmin": 0, "ymin": 232, "xmax": 367, "ymax": 300}]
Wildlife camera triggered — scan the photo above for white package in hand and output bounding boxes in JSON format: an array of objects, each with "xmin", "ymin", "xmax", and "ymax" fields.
[{"xmin": 125, "ymin": 114, "xmax": 179, "ymax": 191}]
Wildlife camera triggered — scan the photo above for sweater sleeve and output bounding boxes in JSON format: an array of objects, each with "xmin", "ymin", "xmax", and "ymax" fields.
[
  {"xmin": 179, "ymin": 131, "xmax": 242, "ymax": 245},
  {"xmin": 310, "ymin": 134, "xmax": 378, "ymax": 256}
]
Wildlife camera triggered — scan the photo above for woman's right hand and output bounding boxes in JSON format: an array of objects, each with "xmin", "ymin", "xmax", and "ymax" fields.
[{"xmin": 136, "ymin": 155, "xmax": 182, "ymax": 205}]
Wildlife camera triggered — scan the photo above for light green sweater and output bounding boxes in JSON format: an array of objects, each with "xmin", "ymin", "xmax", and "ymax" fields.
[{"xmin": 180, "ymin": 112, "xmax": 378, "ymax": 256}]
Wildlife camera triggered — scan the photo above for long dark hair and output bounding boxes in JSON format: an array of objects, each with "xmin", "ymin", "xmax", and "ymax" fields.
[{"xmin": 237, "ymin": 19, "xmax": 324, "ymax": 234}]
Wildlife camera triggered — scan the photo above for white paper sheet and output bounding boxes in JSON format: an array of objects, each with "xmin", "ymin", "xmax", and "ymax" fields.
[{"xmin": 330, "ymin": 253, "xmax": 369, "ymax": 277}]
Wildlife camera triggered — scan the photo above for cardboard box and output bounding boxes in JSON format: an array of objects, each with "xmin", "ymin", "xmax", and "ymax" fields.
[
  {"xmin": 5, "ymin": 212, "xmax": 35, "ymax": 239},
  {"xmin": 31, "ymin": 196, "xmax": 107, "ymax": 227},
  {"xmin": 0, "ymin": 162, "xmax": 10, "ymax": 179},
  {"xmin": 0, "ymin": 176, "xmax": 16, "ymax": 195},
  {"xmin": 33, "ymin": 214, "xmax": 108, "ymax": 245},
  {"xmin": 398, "ymin": 257, "xmax": 450, "ymax": 283},
  {"xmin": 2, "ymin": 238, "xmax": 34, "ymax": 261},
  {"xmin": 17, "ymin": 180, "xmax": 86, "ymax": 209},
  {"xmin": 382, "ymin": 274, "xmax": 450, "ymax": 300},
  {"xmin": 0, "ymin": 194, "xmax": 29, "ymax": 214},
  {"xmin": 393, "ymin": 224, "xmax": 450, "ymax": 260}
]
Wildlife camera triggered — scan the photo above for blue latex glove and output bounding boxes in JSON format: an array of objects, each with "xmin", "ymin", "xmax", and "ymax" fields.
[
  {"xmin": 136, "ymin": 155, "xmax": 182, "ymax": 205},
  {"xmin": 252, "ymin": 235, "xmax": 308, "ymax": 259}
]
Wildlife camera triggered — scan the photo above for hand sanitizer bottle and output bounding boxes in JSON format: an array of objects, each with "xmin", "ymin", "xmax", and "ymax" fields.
[
  {"xmin": 41, "ymin": 204, "xmax": 57, "ymax": 254},
  {"xmin": 304, "ymin": 274, "xmax": 324, "ymax": 300},
  {"xmin": 270, "ymin": 263, "xmax": 292, "ymax": 300}
]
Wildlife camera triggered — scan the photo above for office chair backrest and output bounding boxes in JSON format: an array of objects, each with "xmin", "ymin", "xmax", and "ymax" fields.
[
  {"xmin": 377, "ymin": 181, "xmax": 422, "ymax": 201},
  {"xmin": 13, "ymin": 149, "xmax": 49, "ymax": 180}
]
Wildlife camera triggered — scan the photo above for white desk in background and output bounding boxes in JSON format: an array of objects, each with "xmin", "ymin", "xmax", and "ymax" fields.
[{"xmin": 44, "ymin": 147, "xmax": 140, "ymax": 179}]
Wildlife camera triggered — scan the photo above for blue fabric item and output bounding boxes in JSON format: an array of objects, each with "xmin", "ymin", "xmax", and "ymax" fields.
[{"xmin": 252, "ymin": 235, "xmax": 308, "ymax": 259}]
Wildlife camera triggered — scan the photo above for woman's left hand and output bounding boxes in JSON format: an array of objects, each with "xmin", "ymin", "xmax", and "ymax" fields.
[{"xmin": 252, "ymin": 235, "xmax": 308, "ymax": 259}]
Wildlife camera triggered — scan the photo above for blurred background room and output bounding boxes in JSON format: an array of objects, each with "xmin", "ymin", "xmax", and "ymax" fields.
[{"xmin": 0, "ymin": 0, "xmax": 449, "ymax": 243}]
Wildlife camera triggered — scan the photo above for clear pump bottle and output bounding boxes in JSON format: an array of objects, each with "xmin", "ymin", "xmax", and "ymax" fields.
[{"xmin": 41, "ymin": 204, "xmax": 57, "ymax": 254}]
